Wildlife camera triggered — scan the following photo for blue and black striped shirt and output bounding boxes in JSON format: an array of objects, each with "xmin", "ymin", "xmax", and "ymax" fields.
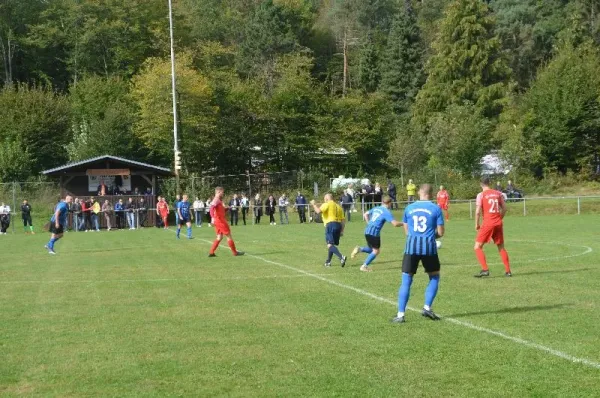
[{"xmin": 403, "ymin": 201, "xmax": 444, "ymax": 256}]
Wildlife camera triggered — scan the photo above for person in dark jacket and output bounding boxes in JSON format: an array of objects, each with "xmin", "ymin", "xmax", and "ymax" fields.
[
  {"xmin": 253, "ymin": 194, "xmax": 263, "ymax": 224},
  {"xmin": 229, "ymin": 194, "xmax": 240, "ymax": 226},
  {"xmin": 81, "ymin": 198, "xmax": 92, "ymax": 231},
  {"xmin": 21, "ymin": 199, "xmax": 34, "ymax": 234},
  {"xmin": 387, "ymin": 180, "xmax": 397, "ymax": 210},
  {"xmin": 115, "ymin": 199, "xmax": 125, "ymax": 229},
  {"xmin": 138, "ymin": 198, "xmax": 147, "ymax": 227},
  {"xmin": 126, "ymin": 197, "xmax": 136, "ymax": 229},
  {"xmin": 295, "ymin": 192, "xmax": 307, "ymax": 223},
  {"xmin": 240, "ymin": 194, "xmax": 250, "ymax": 225},
  {"xmin": 341, "ymin": 190, "xmax": 353, "ymax": 222},
  {"xmin": 71, "ymin": 198, "xmax": 82, "ymax": 231},
  {"xmin": 265, "ymin": 195, "xmax": 277, "ymax": 225}
]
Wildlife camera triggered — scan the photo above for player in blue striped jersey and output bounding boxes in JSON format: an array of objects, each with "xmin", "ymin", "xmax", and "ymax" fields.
[
  {"xmin": 176, "ymin": 194, "xmax": 193, "ymax": 239},
  {"xmin": 392, "ymin": 184, "xmax": 445, "ymax": 323},
  {"xmin": 351, "ymin": 196, "xmax": 402, "ymax": 272}
]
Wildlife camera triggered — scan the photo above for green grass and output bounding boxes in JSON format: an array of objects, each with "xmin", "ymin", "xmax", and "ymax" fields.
[{"xmin": 1, "ymin": 214, "xmax": 599, "ymax": 397}]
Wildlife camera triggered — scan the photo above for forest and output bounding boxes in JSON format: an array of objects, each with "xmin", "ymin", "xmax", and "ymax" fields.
[{"xmin": 1, "ymin": 0, "xmax": 599, "ymax": 183}]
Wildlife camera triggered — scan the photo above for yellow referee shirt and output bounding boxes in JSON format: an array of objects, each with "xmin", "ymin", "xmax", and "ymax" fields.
[{"xmin": 319, "ymin": 200, "xmax": 345, "ymax": 226}]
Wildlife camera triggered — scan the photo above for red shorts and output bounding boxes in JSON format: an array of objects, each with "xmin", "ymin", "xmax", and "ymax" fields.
[
  {"xmin": 159, "ymin": 212, "xmax": 168, "ymax": 219},
  {"xmin": 438, "ymin": 203, "xmax": 448, "ymax": 210},
  {"xmin": 214, "ymin": 223, "xmax": 231, "ymax": 236},
  {"xmin": 476, "ymin": 224, "xmax": 504, "ymax": 245}
]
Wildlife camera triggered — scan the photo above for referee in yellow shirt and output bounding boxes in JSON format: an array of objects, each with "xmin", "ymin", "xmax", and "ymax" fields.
[{"xmin": 311, "ymin": 193, "xmax": 347, "ymax": 267}]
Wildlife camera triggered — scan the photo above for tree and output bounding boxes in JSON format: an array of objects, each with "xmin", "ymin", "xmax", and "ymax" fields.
[
  {"xmin": 356, "ymin": 33, "xmax": 380, "ymax": 93},
  {"xmin": 413, "ymin": 0, "xmax": 510, "ymax": 123},
  {"xmin": 427, "ymin": 103, "xmax": 493, "ymax": 175},
  {"xmin": 500, "ymin": 43, "xmax": 600, "ymax": 174},
  {"xmin": 131, "ymin": 53, "xmax": 217, "ymax": 171},
  {"xmin": 380, "ymin": 6, "xmax": 424, "ymax": 114},
  {"xmin": 0, "ymin": 137, "xmax": 32, "ymax": 182},
  {"xmin": 67, "ymin": 75, "xmax": 139, "ymax": 161},
  {"xmin": 0, "ymin": 85, "xmax": 70, "ymax": 175}
]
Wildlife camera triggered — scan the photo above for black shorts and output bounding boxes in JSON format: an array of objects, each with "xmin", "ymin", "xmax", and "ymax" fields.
[
  {"xmin": 402, "ymin": 254, "xmax": 441, "ymax": 274},
  {"xmin": 325, "ymin": 222, "xmax": 342, "ymax": 245},
  {"xmin": 178, "ymin": 217, "xmax": 190, "ymax": 226},
  {"xmin": 49, "ymin": 223, "xmax": 65, "ymax": 234},
  {"xmin": 365, "ymin": 234, "xmax": 381, "ymax": 249}
]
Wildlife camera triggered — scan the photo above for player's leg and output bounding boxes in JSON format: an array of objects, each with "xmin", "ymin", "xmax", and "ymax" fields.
[
  {"xmin": 209, "ymin": 232, "xmax": 224, "ymax": 256},
  {"xmin": 474, "ymin": 226, "xmax": 492, "ymax": 277},
  {"xmin": 223, "ymin": 231, "xmax": 244, "ymax": 256},
  {"xmin": 28, "ymin": 216, "xmax": 34, "ymax": 233},
  {"xmin": 23, "ymin": 218, "xmax": 28, "ymax": 233},
  {"xmin": 328, "ymin": 224, "xmax": 344, "ymax": 264},
  {"xmin": 176, "ymin": 217, "xmax": 183, "ymax": 239},
  {"xmin": 422, "ymin": 256, "xmax": 441, "ymax": 320},
  {"xmin": 352, "ymin": 234, "xmax": 371, "ymax": 258},
  {"xmin": 494, "ymin": 226, "xmax": 511, "ymax": 275},
  {"xmin": 186, "ymin": 221, "xmax": 193, "ymax": 239},
  {"xmin": 392, "ymin": 255, "xmax": 418, "ymax": 323},
  {"xmin": 360, "ymin": 236, "xmax": 380, "ymax": 272}
]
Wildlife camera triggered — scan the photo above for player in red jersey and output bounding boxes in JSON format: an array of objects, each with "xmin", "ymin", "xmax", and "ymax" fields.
[
  {"xmin": 208, "ymin": 187, "xmax": 244, "ymax": 257},
  {"xmin": 156, "ymin": 196, "xmax": 170, "ymax": 229},
  {"xmin": 436, "ymin": 185, "xmax": 450, "ymax": 220},
  {"xmin": 474, "ymin": 177, "xmax": 512, "ymax": 277}
]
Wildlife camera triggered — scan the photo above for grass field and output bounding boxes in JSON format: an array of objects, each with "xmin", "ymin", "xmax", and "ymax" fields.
[{"xmin": 1, "ymin": 213, "xmax": 599, "ymax": 397}]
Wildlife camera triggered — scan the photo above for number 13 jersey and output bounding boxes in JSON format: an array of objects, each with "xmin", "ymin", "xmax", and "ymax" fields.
[
  {"xmin": 403, "ymin": 201, "xmax": 444, "ymax": 255},
  {"xmin": 476, "ymin": 189, "xmax": 505, "ymax": 226}
]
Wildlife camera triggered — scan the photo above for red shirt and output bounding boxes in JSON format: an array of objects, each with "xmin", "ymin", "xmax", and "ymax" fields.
[
  {"xmin": 157, "ymin": 201, "xmax": 169, "ymax": 214},
  {"xmin": 476, "ymin": 189, "xmax": 505, "ymax": 226},
  {"xmin": 437, "ymin": 190, "xmax": 449, "ymax": 206},
  {"xmin": 209, "ymin": 199, "xmax": 227, "ymax": 225}
]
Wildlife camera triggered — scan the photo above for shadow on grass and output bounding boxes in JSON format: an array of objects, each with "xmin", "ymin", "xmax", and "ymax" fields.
[
  {"xmin": 515, "ymin": 268, "xmax": 595, "ymax": 276},
  {"xmin": 447, "ymin": 303, "xmax": 571, "ymax": 318}
]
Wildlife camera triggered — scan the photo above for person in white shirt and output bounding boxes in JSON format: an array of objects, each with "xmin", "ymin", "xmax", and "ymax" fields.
[
  {"xmin": 347, "ymin": 184, "xmax": 356, "ymax": 212},
  {"xmin": 193, "ymin": 197, "xmax": 205, "ymax": 227},
  {"xmin": 0, "ymin": 202, "xmax": 11, "ymax": 234},
  {"xmin": 278, "ymin": 194, "xmax": 289, "ymax": 225}
]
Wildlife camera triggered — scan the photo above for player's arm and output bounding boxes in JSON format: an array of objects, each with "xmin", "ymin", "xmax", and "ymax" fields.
[
  {"xmin": 391, "ymin": 220, "xmax": 403, "ymax": 227},
  {"xmin": 475, "ymin": 204, "xmax": 481, "ymax": 230},
  {"xmin": 177, "ymin": 206, "xmax": 183, "ymax": 219},
  {"xmin": 310, "ymin": 200, "xmax": 321, "ymax": 214},
  {"xmin": 436, "ymin": 225, "xmax": 445, "ymax": 239},
  {"xmin": 54, "ymin": 208, "xmax": 61, "ymax": 228},
  {"xmin": 499, "ymin": 196, "xmax": 507, "ymax": 218},
  {"xmin": 363, "ymin": 211, "xmax": 370, "ymax": 222}
]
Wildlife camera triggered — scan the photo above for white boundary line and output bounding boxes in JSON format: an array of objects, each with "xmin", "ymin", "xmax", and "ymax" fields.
[
  {"xmin": 189, "ymin": 235, "xmax": 600, "ymax": 370},
  {"xmin": 440, "ymin": 239, "xmax": 593, "ymax": 268}
]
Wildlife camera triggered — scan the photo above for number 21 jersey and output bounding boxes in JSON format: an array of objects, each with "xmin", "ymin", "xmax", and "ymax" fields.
[{"xmin": 476, "ymin": 189, "xmax": 505, "ymax": 226}]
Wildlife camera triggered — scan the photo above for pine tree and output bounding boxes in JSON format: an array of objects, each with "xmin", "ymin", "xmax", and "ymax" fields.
[
  {"xmin": 380, "ymin": 5, "xmax": 424, "ymax": 114},
  {"xmin": 413, "ymin": 0, "xmax": 510, "ymax": 121},
  {"xmin": 357, "ymin": 33, "xmax": 380, "ymax": 93}
]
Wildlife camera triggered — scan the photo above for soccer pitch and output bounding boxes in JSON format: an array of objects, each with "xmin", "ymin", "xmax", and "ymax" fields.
[{"xmin": 1, "ymin": 214, "xmax": 599, "ymax": 396}]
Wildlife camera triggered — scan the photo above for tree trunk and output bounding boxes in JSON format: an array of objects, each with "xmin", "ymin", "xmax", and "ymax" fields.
[{"xmin": 342, "ymin": 30, "xmax": 348, "ymax": 97}]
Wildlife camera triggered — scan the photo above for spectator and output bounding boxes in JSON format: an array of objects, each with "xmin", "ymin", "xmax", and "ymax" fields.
[
  {"xmin": 364, "ymin": 181, "xmax": 374, "ymax": 211},
  {"xmin": 115, "ymin": 199, "xmax": 125, "ymax": 229},
  {"xmin": 495, "ymin": 181, "xmax": 503, "ymax": 192},
  {"xmin": 506, "ymin": 180, "xmax": 515, "ymax": 193},
  {"xmin": 295, "ymin": 191, "xmax": 307, "ymax": 223},
  {"xmin": 253, "ymin": 194, "xmax": 263, "ymax": 224},
  {"xmin": 99, "ymin": 180, "xmax": 107, "ymax": 196},
  {"xmin": 81, "ymin": 198, "xmax": 92, "ymax": 231},
  {"xmin": 0, "ymin": 202, "xmax": 10, "ymax": 234},
  {"xmin": 72, "ymin": 198, "xmax": 82, "ymax": 231},
  {"xmin": 102, "ymin": 199, "xmax": 112, "ymax": 231},
  {"xmin": 133, "ymin": 187, "xmax": 141, "ymax": 196},
  {"xmin": 21, "ymin": 199, "xmax": 34, "ymax": 234},
  {"xmin": 126, "ymin": 197, "xmax": 136, "ymax": 230},
  {"xmin": 347, "ymin": 184, "xmax": 356, "ymax": 212},
  {"xmin": 91, "ymin": 198, "xmax": 101, "ymax": 231},
  {"xmin": 406, "ymin": 179, "xmax": 416, "ymax": 203},
  {"xmin": 229, "ymin": 194, "xmax": 240, "ymax": 226},
  {"xmin": 193, "ymin": 197, "xmax": 205, "ymax": 227},
  {"xmin": 374, "ymin": 182, "xmax": 383, "ymax": 205},
  {"xmin": 278, "ymin": 193, "xmax": 289, "ymax": 225},
  {"xmin": 341, "ymin": 189, "xmax": 353, "ymax": 222},
  {"xmin": 387, "ymin": 179, "xmax": 397, "ymax": 210},
  {"xmin": 206, "ymin": 197, "xmax": 213, "ymax": 226},
  {"xmin": 145, "ymin": 187, "xmax": 153, "ymax": 196},
  {"xmin": 265, "ymin": 195, "xmax": 277, "ymax": 225},
  {"xmin": 138, "ymin": 198, "xmax": 147, "ymax": 227},
  {"xmin": 240, "ymin": 194, "xmax": 250, "ymax": 226},
  {"xmin": 174, "ymin": 195, "xmax": 181, "ymax": 225}
]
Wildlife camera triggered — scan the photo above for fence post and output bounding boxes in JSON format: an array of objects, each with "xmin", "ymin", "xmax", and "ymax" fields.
[
  {"xmin": 523, "ymin": 198, "xmax": 527, "ymax": 216},
  {"xmin": 12, "ymin": 182, "xmax": 16, "ymax": 234},
  {"xmin": 577, "ymin": 196, "xmax": 581, "ymax": 215},
  {"xmin": 469, "ymin": 200, "xmax": 473, "ymax": 219}
]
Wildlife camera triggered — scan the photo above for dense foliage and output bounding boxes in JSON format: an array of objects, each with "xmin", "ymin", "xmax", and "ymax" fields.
[{"xmin": 1, "ymin": 0, "xmax": 599, "ymax": 182}]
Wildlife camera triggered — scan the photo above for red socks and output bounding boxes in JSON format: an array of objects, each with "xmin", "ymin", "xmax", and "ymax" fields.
[
  {"xmin": 475, "ymin": 248, "xmax": 489, "ymax": 271},
  {"xmin": 209, "ymin": 239, "xmax": 220, "ymax": 255},
  {"xmin": 227, "ymin": 239, "xmax": 238, "ymax": 255},
  {"xmin": 500, "ymin": 249, "xmax": 511, "ymax": 273}
]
